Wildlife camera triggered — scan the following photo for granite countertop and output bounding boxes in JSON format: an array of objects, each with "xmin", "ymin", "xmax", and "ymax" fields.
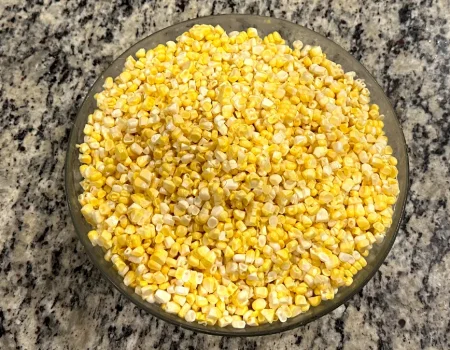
[{"xmin": 1, "ymin": 0, "xmax": 449, "ymax": 349}]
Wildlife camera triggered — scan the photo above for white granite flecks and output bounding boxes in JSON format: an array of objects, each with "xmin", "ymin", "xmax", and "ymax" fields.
[{"xmin": 1, "ymin": 0, "xmax": 449, "ymax": 349}]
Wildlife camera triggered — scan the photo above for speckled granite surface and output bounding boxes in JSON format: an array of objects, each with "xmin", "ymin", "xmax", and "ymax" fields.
[{"xmin": 1, "ymin": 0, "xmax": 449, "ymax": 349}]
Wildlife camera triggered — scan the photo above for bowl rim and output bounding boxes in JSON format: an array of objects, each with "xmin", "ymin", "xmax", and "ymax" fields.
[{"xmin": 65, "ymin": 13, "xmax": 409, "ymax": 337}]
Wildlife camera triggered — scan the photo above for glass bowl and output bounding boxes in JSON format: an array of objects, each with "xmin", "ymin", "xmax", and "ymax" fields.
[{"xmin": 65, "ymin": 14, "xmax": 409, "ymax": 336}]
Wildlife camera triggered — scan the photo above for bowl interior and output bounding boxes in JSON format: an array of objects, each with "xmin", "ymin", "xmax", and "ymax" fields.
[{"xmin": 65, "ymin": 15, "xmax": 408, "ymax": 336}]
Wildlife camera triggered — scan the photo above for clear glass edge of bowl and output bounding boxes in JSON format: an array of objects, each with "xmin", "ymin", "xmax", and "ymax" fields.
[{"xmin": 64, "ymin": 14, "xmax": 409, "ymax": 337}]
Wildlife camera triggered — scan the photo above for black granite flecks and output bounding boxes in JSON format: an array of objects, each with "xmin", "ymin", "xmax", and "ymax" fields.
[{"xmin": 0, "ymin": 0, "xmax": 449, "ymax": 349}]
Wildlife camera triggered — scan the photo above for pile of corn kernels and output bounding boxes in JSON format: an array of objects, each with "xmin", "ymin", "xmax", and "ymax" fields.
[{"xmin": 78, "ymin": 25, "xmax": 399, "ymax": 328}]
